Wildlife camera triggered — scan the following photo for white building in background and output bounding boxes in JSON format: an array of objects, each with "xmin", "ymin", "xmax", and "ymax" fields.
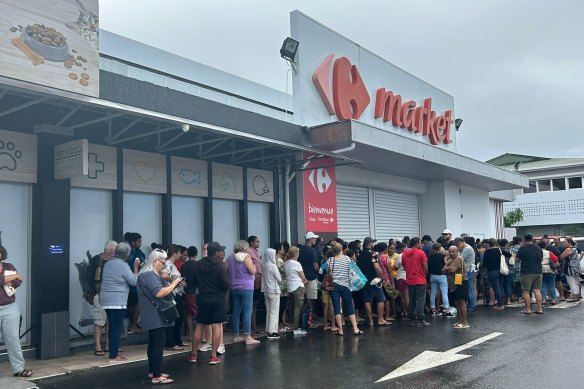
[{"xmin": 488, "ymin": 153, "xmax": 584, "ymax": 237}]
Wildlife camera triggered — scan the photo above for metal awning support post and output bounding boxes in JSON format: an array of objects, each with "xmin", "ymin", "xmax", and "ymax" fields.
[
  {"xmin": 156, "ymin": 130, "xmax": 186, "ymax": 151},
  {"xmin": 198, "ymin": 139, "xmax": 230, "ymax": 159},
  {"xmin": 54, "ymin": 104, "xmax": 82, "ymax": 128},
  {"xmin": 108, "ymin": 125, "xmax": 178, "ymax": 146},
  {"xmin": 106, "ymin": 117, "xmax": 142, "ymax": 143},
  {"xmin": 0, "ymin": 96, "xmax": 49, "ymax": 118},
  {"xmin": 63, "ymin": 112, "xmax": 125, "ymax": 132}
]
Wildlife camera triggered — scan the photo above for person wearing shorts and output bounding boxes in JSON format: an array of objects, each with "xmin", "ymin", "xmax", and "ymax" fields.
[
  {"xmin": 516, "ymin": 235, "xmax": 543, "ymax": 315},
  {"xmin": 444, "ymin": 246, "xmax": 470, "ymax": 329},
  {"xmin": 188, "ymin": 242, "xmax": 230, "ymax": 365}
]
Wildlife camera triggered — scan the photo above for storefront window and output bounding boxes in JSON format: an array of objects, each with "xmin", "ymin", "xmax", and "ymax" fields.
[
  {"xmin": 552, "ymin": 178, "xmax": 566, "ymax": 191},
  {"xmin": 524, "ymin": 181, "xmax": 537, "ymax": 194},
  {"xmin": 247, "ymin": 202, "xmax": 270, "ymax": 254},
  {"xmin": 212, "ymin": 199, "xmax": 239, "ymax": 249},
  {"xmin": 538, "ymin": 180, "xmax": 551, "ymax": 192},
  {"xmin": 0, "ymin": 182, "xmax": 31, "ymax": 344},
  {"xmin": 172, "ymin": 196, "xmax": 204, "ymax": 249},
  {"xmin": 69, "ymin": 188, "xmax": 112, "ymax": 338},
  {"xmin": 568, "ymin": 177, "xmax": 583, "ymax": 189}
]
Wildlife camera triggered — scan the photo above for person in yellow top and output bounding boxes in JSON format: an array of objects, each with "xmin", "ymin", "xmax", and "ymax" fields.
[{"xmin": 386, "ymin": 244, "xmax": 399, "ymax": 320}]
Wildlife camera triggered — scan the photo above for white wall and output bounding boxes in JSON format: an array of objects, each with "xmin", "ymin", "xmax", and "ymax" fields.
[
  {"xmin": 419, "ymin": 181, "xmax": 447, "ymax": 239},
  {"xmin": 460, "ymin": 185, "xmax": 491, "ymax": 240},
  {"xmin": 69, "ymin": 188, "xmax": 112, "ymax": 337},
  {"xmin": 0, "ymin": 182, "xmax": 31, "ymax": 343},
  {"xmin": 172, "ymin": 196, "xmax": 204, "ymax": 249}
]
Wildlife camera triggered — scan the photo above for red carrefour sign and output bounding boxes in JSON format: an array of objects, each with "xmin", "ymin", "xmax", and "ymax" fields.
[
  {"xmin": 303, "ymin": 155, "xmax": 338, "ymax": 233},
  {"xmin": 312, "ymin": 54, "xmax": 453, "ymax": 145}
]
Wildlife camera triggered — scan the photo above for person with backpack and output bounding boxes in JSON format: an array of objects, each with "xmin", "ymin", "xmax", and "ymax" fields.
[
  {"xmin": 538, "ymin": 241, "xmax": 559, "ymax": 305},
  {"xmin": 87, "ymin": 240, "xmax": 117, "ymax": 356}
]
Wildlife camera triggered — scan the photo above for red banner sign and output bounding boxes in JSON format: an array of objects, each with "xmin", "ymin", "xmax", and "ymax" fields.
[{"xmin": 303, "ymin": 155, "xmax": 338, "ymax": 233}]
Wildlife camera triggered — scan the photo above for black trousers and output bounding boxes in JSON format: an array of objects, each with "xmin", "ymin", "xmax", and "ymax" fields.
[
  {"xmin": 165, "ymin": 294, "xmax": 184, "ymax": 347},
  {"xmin": 148, "ymin": 327, "xmax": 166, "ymax": 378}
]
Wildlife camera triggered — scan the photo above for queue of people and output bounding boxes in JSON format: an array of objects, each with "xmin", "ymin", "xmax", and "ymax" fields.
[{"xmin": 2, "ymin": 228, "xmax": 581, "ymax": 385}]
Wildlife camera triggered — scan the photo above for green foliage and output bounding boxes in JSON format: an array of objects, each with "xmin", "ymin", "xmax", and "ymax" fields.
[{"xmin": 504, "ymin": 208, "xmax": 524, "ymax": 228}]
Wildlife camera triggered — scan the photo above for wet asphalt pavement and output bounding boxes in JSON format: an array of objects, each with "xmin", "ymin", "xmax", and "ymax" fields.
[{"xmin": 36, "ymin": 302, "xmax": 584, "ymax": 389}]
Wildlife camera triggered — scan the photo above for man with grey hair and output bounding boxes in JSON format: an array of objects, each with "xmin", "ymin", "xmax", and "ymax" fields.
[
  {"xmin": 87, "ymin": 240, "xmax": 117, "ymax": 356},
  {"xmin": 454, "ymin": 237, "xmax": 477, "ymax": 314}
]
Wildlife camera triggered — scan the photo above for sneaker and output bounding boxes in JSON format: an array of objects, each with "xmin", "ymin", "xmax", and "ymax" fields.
[
  {"xmin": 442, "ymin": 311, "xmax": 455, "ymax": 317},
  {"xmin": 267, "ymin": 333, "xmax": 280, "ymax": 339},
  {"xmin": 187, "ymin": 353, "xmax": 197, "ymax": 363},
  {"xmin": 217, "ymin": 345, "xmax": 226, "ymax": 355},
  {"xmin": 408, "ymin": 320, "xmax": 419, "ymax": 327},
  {"xmin": 293, "ymin": 329, "xmax": 307, "ymax": 336},
  {"xmin": 209, "ymin": 356, "xmax": 221, "ymax": 365},
  {"xmin": 198, "ymin": 342, "xmax": 212, "ymax": 352},
  {"xmin": 417, "ymin": 320, "xmax": 431, "ymax": 327}
]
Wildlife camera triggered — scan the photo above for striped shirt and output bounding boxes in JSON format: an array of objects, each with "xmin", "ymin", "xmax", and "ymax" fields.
[{"xmin": 325, "ymin": 255, "xmax": 352, "ymax": 288}]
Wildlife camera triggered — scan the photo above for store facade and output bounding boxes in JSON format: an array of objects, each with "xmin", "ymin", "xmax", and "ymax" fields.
[
  {"xmin": 290, "ymin": 11, "xmax": 527, "ymax": 242},
  {"xmin": 0, "ymin": 2, "xmax": 526, "ymax": 359}
]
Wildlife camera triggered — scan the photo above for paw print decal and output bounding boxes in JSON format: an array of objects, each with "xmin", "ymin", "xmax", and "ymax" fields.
[{"xmin": 0, "ymin": 141, "xmax": 22, "ymax": 171}]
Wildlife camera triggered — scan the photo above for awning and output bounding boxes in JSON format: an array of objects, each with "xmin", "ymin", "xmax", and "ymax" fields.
[
  {"xmin": 308, "ymin": 120, "xmax": 529, "ymax": 192},
  {"xmin": 0, "ymin": 76, "xmax": 360, "ymax": 169}
]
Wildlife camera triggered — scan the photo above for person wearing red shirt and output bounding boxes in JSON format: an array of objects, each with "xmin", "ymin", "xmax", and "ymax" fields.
[{"xmin": 401, "ymin": 237, "xmax": 429, "ymax": 327}]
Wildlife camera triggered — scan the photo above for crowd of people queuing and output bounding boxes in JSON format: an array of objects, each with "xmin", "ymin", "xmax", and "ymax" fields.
[{"xmin": 3, "ymin": 228, "xmax": 580, "ymax": 384}]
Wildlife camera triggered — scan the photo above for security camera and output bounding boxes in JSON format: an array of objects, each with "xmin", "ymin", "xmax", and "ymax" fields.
[{"xmin": 181, "ymin": 124, "xmax": 189, "ymax": 132}]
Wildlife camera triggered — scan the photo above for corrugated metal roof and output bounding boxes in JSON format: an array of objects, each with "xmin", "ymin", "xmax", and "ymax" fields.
[{"xmin": 497, "ymin": 157, "xmax": 584, "ymax": 171}]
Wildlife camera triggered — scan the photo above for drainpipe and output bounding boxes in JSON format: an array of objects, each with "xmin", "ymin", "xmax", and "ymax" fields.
[{"xmin": 284, "ymin": 162, "xmax": 291, "ymax": 244}]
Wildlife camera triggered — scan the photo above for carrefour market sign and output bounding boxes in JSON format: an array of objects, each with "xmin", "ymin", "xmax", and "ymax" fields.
[{"xmin": 312, "ymin": 54, "xmax": 453, "ymax": 145}]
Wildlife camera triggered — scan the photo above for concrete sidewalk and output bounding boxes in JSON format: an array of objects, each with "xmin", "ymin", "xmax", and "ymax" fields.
[{"xmin": 0, "ymin": 323, "xmax": 281, "ymax": 386}]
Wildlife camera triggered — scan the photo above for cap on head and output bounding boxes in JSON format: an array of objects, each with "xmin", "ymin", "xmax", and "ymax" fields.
[
  {"xmin": 442, "ymin": 229, "xmax": 453, "ymax": 235},
  {"xmin": 305, "ymin": 232, "xmax": 319, "ymax": 240},
  {"xmin": 207, "ymin": 241, "xmax": 226, "ymax": 256}
]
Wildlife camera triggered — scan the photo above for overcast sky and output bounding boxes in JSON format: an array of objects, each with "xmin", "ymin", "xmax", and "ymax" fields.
[{"xmin": 100, "ymin": 0, "xmax": 584, "ymax": 162}]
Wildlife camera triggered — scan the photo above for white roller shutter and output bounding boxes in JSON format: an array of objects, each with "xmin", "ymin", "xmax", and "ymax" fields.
[
  {"xmin": 373, "ymin": 189, "xmax": 420, "ymax": 241},
  {"xmin": 337, "ymin": 184, "xmax": 371, "ymax": 241}
]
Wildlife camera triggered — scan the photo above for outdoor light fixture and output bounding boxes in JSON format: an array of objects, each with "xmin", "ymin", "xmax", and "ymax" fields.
[
  {"xmin": 181, "ymin": 123, "xmax": 190, "ymax": 133},
  {"xmin": 280, "ymin": 37, "xmax": 299, "ymax": 63},
  {"xmin": 455, "ymin": 118, "xmax": 463, "ymax": 131}
]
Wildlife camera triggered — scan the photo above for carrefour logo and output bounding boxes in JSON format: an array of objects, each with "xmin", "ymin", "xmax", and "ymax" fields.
[
  {"xmin": 308, "ymin": 168, "xmax": 332, "ymax": 193},
  {"xmin": 312, "ymin": 54, "xmax": 453, "ymax": 145},
  {"xmin": 312, "ymin": 54, "xmax": 370, "ymax": 120}
]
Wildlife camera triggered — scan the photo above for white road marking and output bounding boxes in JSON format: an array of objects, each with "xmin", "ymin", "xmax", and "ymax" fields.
[{"xmin": 376, "ymin": 332, "xmax": 503, "ymax": 383}]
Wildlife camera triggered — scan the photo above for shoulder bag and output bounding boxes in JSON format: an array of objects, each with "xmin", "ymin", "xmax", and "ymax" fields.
[
  {"xmin": 138, "ymin": 276, "xmax": 179, "ymax": 324},
  {"xmin": 320, "ymin": 257, "xmax": 335, "ymax": 291},
  {"xmin": 499, "ymin": 248, "xmax": 509, "ymax": 275},
  {"xmin": 454, "ymin": 258, "xmax": 464, "ymax": 286}
]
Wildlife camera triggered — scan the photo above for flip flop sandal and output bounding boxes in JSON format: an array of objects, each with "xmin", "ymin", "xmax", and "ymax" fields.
[
  {"xmin": 354, "ymin": 330, "xmax": 364, "ymax": 335},
  {"xmin": 13, "ymin": 370, "xmax": 33, "ymax": 377},
  {"xmin": 152, "ymin": 377, "xmax": 174, "ymax": 385},
  {"xmin": 535, "ymin": 311, "xmax": 544, "ymax": 314},
  {"xmin": 378, "ymin": 321, "xmax": 392, "ymax": 326},
  {"xmin": 94, "ymin": 350, "xmax": 105, "ymax": 356},
  {"xmin": 148, "ymin": 373, "xmax": 170, "ymax": 379}
]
